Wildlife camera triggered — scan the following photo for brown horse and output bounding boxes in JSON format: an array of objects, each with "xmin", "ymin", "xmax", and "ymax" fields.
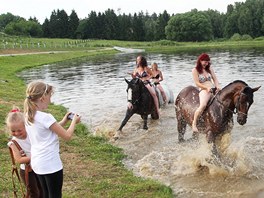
[{"xmin": 175, "ymin": 80, "xmax": 260, "ymax": 150}]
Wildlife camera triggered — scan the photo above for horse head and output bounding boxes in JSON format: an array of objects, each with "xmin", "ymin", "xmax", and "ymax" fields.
[
  {"xmin": 235, "ymin": 85, "xmax": 261, "ymax": 125},
  {"xmin": 125, "ymin": 78, "xmax": 144, "ymax": 108}
]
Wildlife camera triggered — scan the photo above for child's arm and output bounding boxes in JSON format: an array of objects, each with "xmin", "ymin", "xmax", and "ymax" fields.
[{"xmin": 8, "ymin": 142, "xmax": 30, "ymax": 164}]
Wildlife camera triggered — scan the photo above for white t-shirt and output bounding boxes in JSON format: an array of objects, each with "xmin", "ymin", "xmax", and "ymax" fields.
[
  {"xmin": 26, "ymin": 111, "xmax": 63, "ymax": 175},
  {"xmin": 7, "ymin": 135, "xmax": 31, "ymax": 170}
]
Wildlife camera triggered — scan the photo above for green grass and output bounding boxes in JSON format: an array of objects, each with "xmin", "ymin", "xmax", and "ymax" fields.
[
  {"xmin": 0, "ymin": 46, "xmax": 173, "ymax": 197},
  {"xmin": 1, "ymin": 33, "xmax": 264, "ymax": 53}
]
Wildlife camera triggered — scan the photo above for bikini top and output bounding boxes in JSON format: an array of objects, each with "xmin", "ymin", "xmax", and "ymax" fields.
[
  {"xmin": 135, "ymin": 71, "xmax": 148, "ymax": 78},
  {"xmin": 152, "ymin": 74, "xmax": 160, "ymax": 79},
  {"xmin": 198, "ymin": 73, "xmax": 212, "ymax": 83}
]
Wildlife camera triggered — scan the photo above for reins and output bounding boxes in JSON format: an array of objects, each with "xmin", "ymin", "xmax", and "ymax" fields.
[
  {"xmin": 209, "ymin": 89, "xmax": 249, "ymax": 116},
  {"xmin": 8, "ymin": 139, "xmax": 30, "ymax": 198}
]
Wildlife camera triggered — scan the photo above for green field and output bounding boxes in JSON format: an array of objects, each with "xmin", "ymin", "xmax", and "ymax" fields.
[{"xmin": 1, "ymin": 36, "xmax": 264, "ymax": 197}]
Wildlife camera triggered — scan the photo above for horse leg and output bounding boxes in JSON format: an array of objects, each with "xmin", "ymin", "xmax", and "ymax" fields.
[
  {"xmin": 206, "ymin": 131, "xmax": 214, "ymax": 144},
  {"xmin": 207, "ymin": 131, "xmax": 221, "ymax": 159},
  {"xmin": 114, "ymin": 110, "xmax": 134, "ymax": 140},
  {"xmin": 177, "ymin": 116, "xmax": 187, "ymax": 142},
  {"xmin": 142, "ymin": 114, "xmax": 148, "ymax": 130}
]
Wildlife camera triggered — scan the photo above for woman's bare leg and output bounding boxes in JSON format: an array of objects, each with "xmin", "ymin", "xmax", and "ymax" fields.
[
  {"xmin": 157, "ymin": 84, "xmax": 167, "ymax": 103},
  {"xmin": 146, "ymin": 84, "xmax": 160, "ymax": 116},
  {"xmin": 192, "ymin": 90, "xmax": 211, "ymax": 132}
]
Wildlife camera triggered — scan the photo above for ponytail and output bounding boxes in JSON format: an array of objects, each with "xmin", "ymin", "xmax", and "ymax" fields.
[{"xmin": 24, "ymin": 81, "xmax": 53, "ymax": 124}]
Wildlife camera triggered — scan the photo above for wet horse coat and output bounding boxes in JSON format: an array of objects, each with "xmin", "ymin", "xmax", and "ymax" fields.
[
  {"xmin": 114, "ymin": 78, "xmax": 173, "ymax": 139},
  {"xmin": 175, "ymin": 80, "xmax": 260, "ymax": 144}
]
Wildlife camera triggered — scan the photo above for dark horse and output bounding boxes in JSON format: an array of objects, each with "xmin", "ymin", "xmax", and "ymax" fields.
[
  {"xmin": 175, "ymin": 80, "xmax": 260, "ymax": 152},
  {"xmin": 114, "ymin": 78, "xmax": 159, "ymax": 139}
]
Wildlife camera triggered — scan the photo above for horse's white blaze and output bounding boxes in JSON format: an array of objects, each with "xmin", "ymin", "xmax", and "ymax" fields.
[
  {"xmin": 127, "ymin": 88, "xmax": 132, "ymax": 101},
  {"xmin": 247, "ymin": 102, "xmax": 250, "ymax": 109}
]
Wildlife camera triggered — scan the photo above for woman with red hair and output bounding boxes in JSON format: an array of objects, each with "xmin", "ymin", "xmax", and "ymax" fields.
[{"xmin": 192, "ymin": 53, "xmax": 221, "ymax": 133}]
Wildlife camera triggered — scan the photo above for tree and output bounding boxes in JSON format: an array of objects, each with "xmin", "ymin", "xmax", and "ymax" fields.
[
  {"xmin": 75, "ymin": 19, "xmax": 87, "ymax": 39},
  {"xmin": 131, "ymin": 12, "xmax": 145, "ymax": 41},
  {"xmin": 48, "ymin": 9, "xmax": 69, "ymax": 38},
  {"xmin": 204, "ymin": 9, "xmax": 224, "ymax": 39},
  {"xmin": 25, "ymin": 20, "xmax": 43, "ymax": 37},
  {"xmin": 118, "ymin": 13, "xmax": 133, "ymax": 40},
  {"xmin": 144, "ymin": 16, "xmax": 157, "ymax": 41},
  {"xmin": 155, "ymin": 10, "xmax": 170, "ymax": 40},
  {"xmin": 4, "ymin": 19, "xmax": 42, "ymax": 37},
  {"xmin": 104, "ymin": 9, "xmax": 119, "ymax": 40},
  {"xmin": 0, "ymin": 12, "xmax": 21, "ymax": 31},
  {"xmin": 85, "ymin": 11, "xmax": 98, "ymax": 39},
  {"xmin": 42, "ymin": 18, "xmax": 51, "ymax": 37},
  {"xmin": 68, "ymin": 10, "xmax": 79, "ymax": 38},
  {"xmin": 238, "ymin": 6, "xmax": 253, "ymax": 36},
  {"xmin": 165, "ymin": 10, "xmax": 213, "ymax": 41},
  {"xmin": 224, "ymin": 3, "xmax": 242, "ymax": 38},
  {"xmin": 57, "ymin": 9, "xmax": 69, "ymax": 38}
]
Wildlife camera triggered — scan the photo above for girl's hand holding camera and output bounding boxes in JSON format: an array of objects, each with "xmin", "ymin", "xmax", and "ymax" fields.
[{"xmin": 67, "ymin": 112, "xmax": 81, "ymax": 123}]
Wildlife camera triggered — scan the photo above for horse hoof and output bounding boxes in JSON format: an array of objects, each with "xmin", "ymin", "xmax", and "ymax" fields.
[
  {"xmin": 113, "ymin": 135, "xmax": 119, "ymax": 141},
  {"xmin": 143, "ymin": 126, "xmax": 148, "ymax": 130},
  {"xmin": 192, "ymin": 132, "xmax": 199, "ymax": 140},
  {"xmin": 113, "ymin": 130, "xmax": 121, "ymax": 140},
  {"xmin": 178, "ymin": 139, "xmax": 185, "ymax": 143}
]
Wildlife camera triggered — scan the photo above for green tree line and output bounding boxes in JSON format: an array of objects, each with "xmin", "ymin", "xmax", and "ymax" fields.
[{"xmin": 0, "ymin": 0, "xmax": 263, "ymax": 41}]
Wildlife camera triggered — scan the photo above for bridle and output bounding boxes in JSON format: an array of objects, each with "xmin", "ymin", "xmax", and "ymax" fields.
[
  {"xmin": 212, "ymin": 89, "xmax": 250, "ymax": 117},
  {"xmin": 127, "ymin": 81, "xmax": 142, "ymax": 105},
  {"xmin": 235, "ymin": 92, "xmax": 250, "ymax": 117}
]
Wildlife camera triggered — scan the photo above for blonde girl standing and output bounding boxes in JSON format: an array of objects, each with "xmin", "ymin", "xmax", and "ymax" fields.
[
  {"xmin": 24, "ymin": 81, "xmax": 81, "ymax": 198},
  {"xmin": 6, "ymin": 107, "xmax": 43, "ymax": 197}
]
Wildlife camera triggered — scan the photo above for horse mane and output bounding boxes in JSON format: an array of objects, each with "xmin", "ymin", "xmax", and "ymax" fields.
[
  {"xmin": 130, "ymin": 78, "xmax": 148, "ymax": 92},
  {"xmin": 222, "ymin": 80, "xmax": 248, "ymax": 90}
]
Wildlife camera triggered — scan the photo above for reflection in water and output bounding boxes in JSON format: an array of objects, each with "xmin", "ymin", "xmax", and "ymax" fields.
[{"xmin": 19, "ymin": 49, "xmax": 264, "ymax": 197}]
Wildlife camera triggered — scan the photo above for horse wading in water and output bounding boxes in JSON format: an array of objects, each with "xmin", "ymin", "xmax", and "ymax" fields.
[
  {"xmin": 175, "ymin": 80, "xmax": 260, "ymax": 153},
  {"xmin": 114, "ymin": 78, "xmax": 173, "ymax": 139}
]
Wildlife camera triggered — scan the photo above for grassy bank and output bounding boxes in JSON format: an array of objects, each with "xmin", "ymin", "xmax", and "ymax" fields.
[
  {"xmin": 1, "ymin": 33, "xmax": 264, "ymax": 54},
  {"xmin": 0, "ymin": 49, "xmax": 173, "ymax": 197}
]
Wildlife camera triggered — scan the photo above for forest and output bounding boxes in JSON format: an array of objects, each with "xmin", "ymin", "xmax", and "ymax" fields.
[{"xmin": 0, "ymin": 0, "xmax": 264, "ymax": 42}]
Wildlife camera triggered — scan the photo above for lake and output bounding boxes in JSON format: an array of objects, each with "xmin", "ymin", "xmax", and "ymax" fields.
[{"xmin": 20, "ymin": 49, "xmax": 264, "ymax": 197}]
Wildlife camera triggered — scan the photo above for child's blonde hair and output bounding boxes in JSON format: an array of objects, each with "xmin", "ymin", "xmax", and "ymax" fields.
[
  {"xmin": 24, "ymin": 81, "xmax": 53, "ymax": 124},
  {"xmin": 6, "ymin": 106, "xmax": 25, "ymax": 131}
]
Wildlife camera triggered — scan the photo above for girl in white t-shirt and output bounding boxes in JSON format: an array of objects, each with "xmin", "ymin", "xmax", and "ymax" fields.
[
  {"xmin": 24, "ymin": 81, "xmax": 81, "ymax": 198},
  {"xmin": 6, "ymin": 107, "xmax": 43, "ymax": 197}
]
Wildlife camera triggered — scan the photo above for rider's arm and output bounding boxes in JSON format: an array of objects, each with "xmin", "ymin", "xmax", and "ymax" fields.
[
  {"xmin": 210, "ymin": 67, "xmax": 221, "ymax": 90},
  {"xmin": 145, "ymin": 67, "xmax": 153, "ymax": 81},
  {"xmin": 159, "ymin": 70, "xmax": 164, "ymax": 82},
  {"xmin": 131, "ymin": 67, "xmax": 137, "ymax": 78}
]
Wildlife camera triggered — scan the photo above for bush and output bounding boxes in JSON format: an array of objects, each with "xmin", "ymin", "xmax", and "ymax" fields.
[
  {"xmin": 230, "ymin": 33, "xmax": 242, "ymax": 41},
  {"xmin": 241, "ymin": 34, "xmax": 253, "ymax": 40},
  {"xmin": 254, "ymin": 36, "xmax": 264, "ymax": 41}
]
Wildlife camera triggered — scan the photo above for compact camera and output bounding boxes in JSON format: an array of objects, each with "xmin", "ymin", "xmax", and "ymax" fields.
[{"xmin": 67, "ymin": 113, "xmax": 75, "ymax": 120}]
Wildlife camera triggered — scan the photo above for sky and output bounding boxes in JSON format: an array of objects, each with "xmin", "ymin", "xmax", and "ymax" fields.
[{"xmin": 0, "ymin": 0, "xmax": 245, "ymax": 24}]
